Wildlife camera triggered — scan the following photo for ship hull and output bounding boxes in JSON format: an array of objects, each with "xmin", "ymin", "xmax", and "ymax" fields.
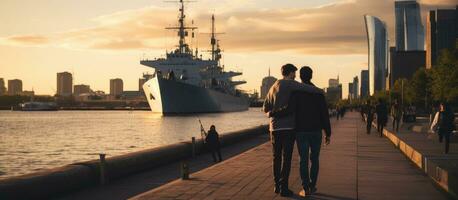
[{"xmin": 143, "ymin": 77, "xmax": 249, "ymax": 114}]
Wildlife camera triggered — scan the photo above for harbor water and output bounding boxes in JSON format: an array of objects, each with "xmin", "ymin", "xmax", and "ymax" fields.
[{"xmin": 0, "ymin": 108, "xmax": 267, "ymax": 179}]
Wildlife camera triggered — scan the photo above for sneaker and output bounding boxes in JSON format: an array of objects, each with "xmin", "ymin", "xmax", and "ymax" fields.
[
  {"xmin": 309, "ymin": 186, "xmax": 317, "ymax": 194},
  {"xmin": 280, "ymin": 188, "xmax": 293, "ymax": 197},
  {"xmin": 274, "ymin": 185, "xmax": 280, "ymax": 194}
]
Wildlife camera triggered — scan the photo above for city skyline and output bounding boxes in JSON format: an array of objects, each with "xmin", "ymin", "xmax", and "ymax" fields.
[{"xmin": 0, "ymin": 0, "xmax": 456, "ymax": 98}]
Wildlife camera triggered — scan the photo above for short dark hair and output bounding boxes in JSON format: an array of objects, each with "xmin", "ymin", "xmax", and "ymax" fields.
[
  {"xmin": 281, "ymin": 63, "xmax": 297, "ymax": 76},
  {"xmin": 300, "ymin": 66, "xmax": 313, "ymax": 81}
]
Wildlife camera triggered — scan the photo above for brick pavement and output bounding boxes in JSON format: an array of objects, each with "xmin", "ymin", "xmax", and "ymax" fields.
[{"xmin": 131, "ymin": 113, "xmax": 448, "ymax": 200}]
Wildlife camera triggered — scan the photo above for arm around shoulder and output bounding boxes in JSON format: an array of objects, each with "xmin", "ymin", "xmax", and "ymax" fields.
[{"xmin": 291, "ymin": 81, "xmax": 324, "ymax": 94}]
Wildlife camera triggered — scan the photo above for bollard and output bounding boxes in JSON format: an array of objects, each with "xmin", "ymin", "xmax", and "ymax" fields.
[
  {"xmin": 181, "ymin": 162, "xmax": 189, "ymax": 180},
  {"xmin": 191, "ymin": 137, "xmax": 196, "ymax": 158},
  {"xmin": 99, "ymin": 153, "xmax": 107, "ymax": 185}
]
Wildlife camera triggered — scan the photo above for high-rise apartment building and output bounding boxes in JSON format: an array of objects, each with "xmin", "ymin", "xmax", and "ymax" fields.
[
  {"xmin": 8, "ymin": 79, "xmax": 22, "ymax": 95},
  {"xmin": 110, "ymin": 78, "xmax": 124, "ymax": 97},
  {"xmin": 57, "ymin": 72, "xmax": 73, "ymax": 96}
]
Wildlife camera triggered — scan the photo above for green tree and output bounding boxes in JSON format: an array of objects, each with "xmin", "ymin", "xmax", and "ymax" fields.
[
  {"xmin": 431, "ymin": 49, "xmax": 458, "ymax": 103},
  {"xmin": 409, "ymin": 68, "xmax": 432, "ymax": 108}
]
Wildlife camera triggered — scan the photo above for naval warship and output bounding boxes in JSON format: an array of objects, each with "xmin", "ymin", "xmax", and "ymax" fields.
[{"xmin": 140, "ymin": 0, "xmax": 249, "ymax": 114}]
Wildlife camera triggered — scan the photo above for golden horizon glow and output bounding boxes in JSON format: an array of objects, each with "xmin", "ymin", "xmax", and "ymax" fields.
[{"xmin": 0, "ymin": 0, "xmax": 456, "ymax": 97}]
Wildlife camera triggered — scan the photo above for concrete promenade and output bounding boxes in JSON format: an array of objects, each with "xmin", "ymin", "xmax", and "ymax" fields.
[{"xmin": 131, "ymin": 113, "xmax": 447, "ymax": 200}]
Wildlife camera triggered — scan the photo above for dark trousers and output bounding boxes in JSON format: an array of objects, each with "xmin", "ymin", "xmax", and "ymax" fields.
[
  {"xmin": 366, "ymin": 118, "xmax": 373, "ymax": 134},
  {"xmin": 377, "ymin": 120, "xmax": 386, "ymax": 137},
  {"xmin": 438, "ymin": 131, "xmax": 451, "ymax": 154},
  {"xmin": 208, "ymin": 145, "xmax": 222, "ymax": 162},
  {"xmin": 270, "ymin": 130, "xmax": 295, "ymax": 189},
  {"xmin": 296, "ymin": 131, "xmax": 322, "ymax": 189},
  {"xmin": 392, "ymin": 117, "xmax": 401, "ymax": 132}
]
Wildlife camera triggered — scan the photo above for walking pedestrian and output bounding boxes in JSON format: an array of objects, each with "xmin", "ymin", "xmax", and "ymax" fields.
[
  {"xmin": 391, "ymin": 100, "xmax": 402, "ymax": 132},
  {"xmin": 263, "ymin": 63, "xmax": 323, "ymax": 197},
  {"xmin": 431, "ymin": 102, "xmax": 455, "ymax": 154},
  {"xmin": 376, "ymin": 99, "xmax": 388, "ymax": 137},
  {"xmin": 365, "ymin": 101, "xmax": 374, "ymax": 134}
]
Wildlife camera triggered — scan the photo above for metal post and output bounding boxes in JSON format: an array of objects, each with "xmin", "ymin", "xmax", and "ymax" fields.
[
  {"xmin": 181, "ymin": 162, "xmax": 189, "ymax": 180},
  {"xmin": 191, "ymin": 137, "xmax": 196, "ymax": 157},
  {"xmin": 99, "ymin": 154, "xmax": 106, "ymax": 185}
]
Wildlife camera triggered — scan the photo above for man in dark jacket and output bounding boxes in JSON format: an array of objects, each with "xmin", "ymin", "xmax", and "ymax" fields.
[
  {"xmin": 205, "ymin": 125, "xmax": 222, "ymax": 162},
  {"xmin": 376, "ymin": 99, "xmax": 388, "ymax": 137},
  {"xmin": 271, "ymin": 66, "xmax": 331, "ymax": 196},
  {"xmin": 293, "ymin": 67, "xmax": 331, "ymax": 196}
]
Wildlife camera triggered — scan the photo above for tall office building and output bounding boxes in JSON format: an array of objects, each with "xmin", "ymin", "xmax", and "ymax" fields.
[
  {"xmin": 0, "ymin": 78, "xmax": 6, "ymax": 95},
  {"xmin": 348, "ymin": 82, "xmax": 354, "ymax": 100},
  {"xmin": 260, "ymin": 69, "xmax": 277, "ymax": 99},
  {"xmin": 8, "ymin": 79, "xmax": 22, "ymax": 95},
  {"xmin": 74, "ymin": 84, "xmax": 91, "ymax": 96},
  {"xmin": 364, "ymin": 15, "xmax": 389, "ymax": 95},
  {"xmin": 328, "ymin": 75, "xmax": 340, "ymax": 88},
  {"xmin": 360, "ymin": 70, "xmax": 369, "ymax": 98},
  {"xmin": 57, "ymin": 72, "xmax": 73, "ymax": 96},
  {"xmin": 110, "ymin": 78, "xmax": 124, "ymax": 97},
  {"xmin": 395, "ymin": 1, "xmax": 425, "ymax": 51},
  {"xmin": 353, "ymin": 76, "xmax": 359, "ymax": 99},
  {"xmin": 426, "ymin": 7, "xmax": 458, "ymax": 68},
  {"xmin": 326, "ymin": 76, "xmax": 342, "ymax": 103}
]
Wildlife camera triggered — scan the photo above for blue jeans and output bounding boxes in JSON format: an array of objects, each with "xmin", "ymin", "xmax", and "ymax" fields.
[{"xmin": 296, "ymin": 131, "xmax": 322, "ymax": 189}]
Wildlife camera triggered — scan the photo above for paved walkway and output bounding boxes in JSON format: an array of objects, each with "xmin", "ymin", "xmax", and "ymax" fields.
[
  {"xmin": 59, "ymin": 134, "xmax": 269, "ymax": 200},
  {"xmin": 131, "ymin": 113, "xmax": 447, "ymax": 200}
]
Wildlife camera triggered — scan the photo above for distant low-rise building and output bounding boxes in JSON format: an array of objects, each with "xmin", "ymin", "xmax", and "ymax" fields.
[
  {"xmin": 8, "ymin": 79, "xmax": 22, "ymax": 95},
  {"xmin": 121, "ymin": 91, "xmax": 146, "ymax": 101},
  {"xmin": 74, "ymin": 84, "xmax": 91, "ymax": 96},
  {"xmin": 20, "ymin": 90, "xmax": 35, "ymax": 96}
]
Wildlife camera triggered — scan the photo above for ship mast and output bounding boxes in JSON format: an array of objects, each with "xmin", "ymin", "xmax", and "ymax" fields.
[
  {"xmin": 211, "ymin": 14, "xmax": 216, "ymax": 61},
  {"xmin": 165, "ymin": 0, "xmax": 197, "ymax": 55}
]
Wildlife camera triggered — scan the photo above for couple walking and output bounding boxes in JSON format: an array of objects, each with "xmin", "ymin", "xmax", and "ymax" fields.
[{"xmin": 263, "ymin": 64, "xmax": 331, "ymax": 197}]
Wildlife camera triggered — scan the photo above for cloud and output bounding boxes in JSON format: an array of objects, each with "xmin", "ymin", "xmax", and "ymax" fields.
[{"xmin": 0, "ymin": 0, "xmax": 456, "ymax": 55}]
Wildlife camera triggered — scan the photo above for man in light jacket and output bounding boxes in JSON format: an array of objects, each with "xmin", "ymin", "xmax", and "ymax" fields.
[{"xmin": 263, "ymin": 63, "xmax": 323, "ymax": 197}]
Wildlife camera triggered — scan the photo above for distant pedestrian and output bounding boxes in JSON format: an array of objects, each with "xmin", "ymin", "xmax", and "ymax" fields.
[
  {"xmin": 391, "ymin": 100, "xmax": 402, "ymax": 132},
  {"xmin": 205, "ymin": 125, "xmax": 222, "ymax": 162},
  {"xmin": 360, "ymin": 105, "xmax": 365, "ymax": 121},
  {"xmin": 376, "ymin": 99, "xmax": 388, "ymax": 137},
  {"xmin": 365, "ymin": 101, "xmax": 374, "ymax": 134},
  {"xmin": 430, "ymin": 102, "xmax": 455, "ymax": 154},
  {"xmin": 263, "ymin": 63, "xmax": 323, "ymax": 197}
]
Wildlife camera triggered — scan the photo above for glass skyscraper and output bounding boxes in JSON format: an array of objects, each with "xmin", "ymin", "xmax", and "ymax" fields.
[
  {"xmin": 395, "ymin": 0, "xmax": 425, "ymax": 51},
  {"xmin": 364, "ymin": 15, "xmax": 388, "ymax": 95}
]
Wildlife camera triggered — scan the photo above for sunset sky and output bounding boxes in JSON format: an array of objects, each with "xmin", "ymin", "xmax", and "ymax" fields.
[{"xmin": 0, "ymin": 0, "xmax": 455, "ymax": 97}]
